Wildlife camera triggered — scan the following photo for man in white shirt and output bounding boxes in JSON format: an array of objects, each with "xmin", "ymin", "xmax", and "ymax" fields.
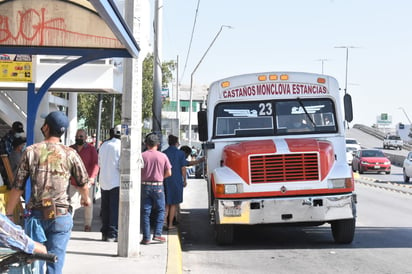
[{"xmin": 98, "ymin": 125, "xmax": 121, "ymax": 242}]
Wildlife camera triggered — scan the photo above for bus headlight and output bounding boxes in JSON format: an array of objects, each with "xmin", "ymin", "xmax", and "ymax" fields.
[
  {"xmin": 329, "ymin": 178, "xmax": 349, "ymax": 189},
  {"xmin": 216, "ymin": 184, "xmax": 243, "ymax": 194}
]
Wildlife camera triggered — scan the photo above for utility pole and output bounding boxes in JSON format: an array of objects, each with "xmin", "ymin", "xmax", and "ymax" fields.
[
  {"xmin": 153, "ymin": 0, "xmax": 163, "ymax": 137},
  {"xmin": 188, "ymin": 25, "xmax": 232, "ymax": 146},
  {"xmin": 118, "ymin": 0, "xmax": 142, "ymax": 257}
]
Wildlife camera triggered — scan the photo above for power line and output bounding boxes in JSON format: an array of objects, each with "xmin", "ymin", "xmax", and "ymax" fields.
[{"xmin": 179, "ymin": 0, "xmax": 200, "ymax": 84}]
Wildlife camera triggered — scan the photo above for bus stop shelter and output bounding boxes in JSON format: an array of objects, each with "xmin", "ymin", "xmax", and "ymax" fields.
[
  {"xmin": 0, "ymin": 0, "xmax": 139, "ymax": 191},
  {"xmin": 0, "ymin": 0, "xmax": 141, "ymax": 257}
]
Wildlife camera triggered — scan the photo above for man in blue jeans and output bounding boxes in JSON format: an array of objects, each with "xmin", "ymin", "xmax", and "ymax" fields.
[
  {"xmin": 140, "ymin": 133, "xmax": 172, "ymax": 244},
  {"xmin": 6, "ymin": 111, "xmax": 90, "ymax": 274}
]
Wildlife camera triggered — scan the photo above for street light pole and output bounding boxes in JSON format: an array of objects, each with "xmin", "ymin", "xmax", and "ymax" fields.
[
  {"xmin": 316, "ymin": 58, "xmax": 328, "ymax": 74},
  {"xmin": 335, "ymin": 46, "xmax": 357, "ymax": 94},
  {"xmin": 398, "ymin": 107, "xmax": 412, "ymax": 125},
  {"xmin": 188, "ymin": 25, "xmax": 232, "ymax": 146}
]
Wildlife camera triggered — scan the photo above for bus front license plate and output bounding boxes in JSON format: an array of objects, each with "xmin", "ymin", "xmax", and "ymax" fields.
[{"xmin": 224, "ymin": 206, "xmax": 241, "ymax": 217}]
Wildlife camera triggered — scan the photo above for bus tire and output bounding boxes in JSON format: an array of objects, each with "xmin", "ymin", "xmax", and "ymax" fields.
[
  {"xmin": 215, "ymin": 224, "xmax": 234, "ymax": 245},
  {"xmin": 331, "ymin": 218, "xmax": 355, "ymax": 244}
]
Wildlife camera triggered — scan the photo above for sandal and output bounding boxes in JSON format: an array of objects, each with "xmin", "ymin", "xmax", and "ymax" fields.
[{"xmin": 167, "ymin": 226, "xmax": 177, "ymax": 231}]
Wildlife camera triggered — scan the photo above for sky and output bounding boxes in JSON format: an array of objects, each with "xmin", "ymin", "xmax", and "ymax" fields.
[{"xmin": 160, "ymin": 0, "xmax": 412, "ymax": 127}]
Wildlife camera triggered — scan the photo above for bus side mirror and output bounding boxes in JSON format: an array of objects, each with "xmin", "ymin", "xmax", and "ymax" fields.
[
  {"xmin": 198, "ymin": 110, "xmax": 208, "ymax": 142},
  {"xmin": 344, "ymin": 94, "xmax": 353, "ymax": 122}
]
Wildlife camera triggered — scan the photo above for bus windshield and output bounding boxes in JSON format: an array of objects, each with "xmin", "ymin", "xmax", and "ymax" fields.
[{"xmin": 213, "ymin": 99, "xmax": 337, "ymax": 138}]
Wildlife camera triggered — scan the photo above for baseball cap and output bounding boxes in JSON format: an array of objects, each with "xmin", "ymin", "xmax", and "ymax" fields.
[
  {"xmin": 114, "ymin": 125, "xmax": 122, "ymax": 136},
  {"xmin": 12, "ymin": 121, "xmax": 24, "ymax": 133},
  {"xmin": 42, "ymin": 111, "xmax": 69, "ymax": 134}
]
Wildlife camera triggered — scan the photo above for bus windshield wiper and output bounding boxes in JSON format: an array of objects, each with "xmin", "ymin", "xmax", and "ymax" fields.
[{"xmin": 297, "ymin": 97, "xmax": 316, "ymax": 127}]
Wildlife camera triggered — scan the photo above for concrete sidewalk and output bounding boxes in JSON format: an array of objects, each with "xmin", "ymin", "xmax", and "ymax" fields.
[{"xmin": 63, "ymin": 191, "xmax": 181, "ymax": 274}]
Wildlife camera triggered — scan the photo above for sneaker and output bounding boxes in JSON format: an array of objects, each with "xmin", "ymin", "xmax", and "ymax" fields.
[
  {"xmin": 152, "ymin": 236, "xmax": 166, "ymax": 243},
  {"xmin": 140, "ymin": 239, "xmax": 151, "ymax": 245},
  {"xmin": 106, "ymin": 237, "xmax": 118, "ymax": 242}
]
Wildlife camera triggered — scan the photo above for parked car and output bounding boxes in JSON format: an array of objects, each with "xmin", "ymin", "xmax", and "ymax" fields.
[
  {"xmin": 345, "ymin": 138, "xmax": 361, "ymax": 151},
  {"xmin": 383, "ymin": 135, "xmax": 403, "ymax": 150},
  {"xmin": 402, "ymin": 151, "xmax": 412, "ymax": 182},
  {"xmin": 352, "ymin": 149, "xmax": 391, "ymax": 174},
  {"xmin": 346, "ymin": 146, "xmax": 357, "ymax": 165}
]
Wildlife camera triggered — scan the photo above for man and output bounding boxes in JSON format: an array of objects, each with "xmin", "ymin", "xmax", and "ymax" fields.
[
  {"xmin": 98, "ymin": 125, "xmax": 121, "ymax": 242},
  {"xmin": 1, "ymin": 121, "xmax": 25, "ymax": 155},
  {"xmin": 141, "ymin": 133, "xmax": 172, "ymax": 245},
  {"xmin": 6, "ymin": 111, "xmax": 90, "ymax": 274},
  {"xmin": 9, "ymin": 137, "xmax": 26, "ymax": 175},
  {"xmin": 0, "ymin": 121, "xmax": 25, "ymax": 187},
  {"xmin": 69, "ymin": 129, "xmax": 99, "ymax": 232}
]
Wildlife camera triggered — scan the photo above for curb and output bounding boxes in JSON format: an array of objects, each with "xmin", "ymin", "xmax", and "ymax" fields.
[
  {"xmin": 166, "ymin": 229, "xmax": 182, "ymax": 274},
  {"xmin": 355, "ymin": 174, "xmax": 412, "ymax": 195}
]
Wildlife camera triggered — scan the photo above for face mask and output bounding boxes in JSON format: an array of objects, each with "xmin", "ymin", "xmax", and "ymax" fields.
[
  {"xmin": 75, "ymin": 139, "xmax": 85, "ymax": 146},
  {"xmin": 15, "ymin": 132, "xmax": 24, "ymax": 138}
]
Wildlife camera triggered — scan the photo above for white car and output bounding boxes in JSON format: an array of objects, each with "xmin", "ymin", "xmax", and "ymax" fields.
[
  {"xmin": 346, "ymin": 146, "xmax": 356, "ymax": 165},
  {"xmin": 402, "ymin": 152, "xmax": 412, "ymax": 182},
  {"xmin": 346, "ymin": 138, "xmax": 361, "ymax": 151}
]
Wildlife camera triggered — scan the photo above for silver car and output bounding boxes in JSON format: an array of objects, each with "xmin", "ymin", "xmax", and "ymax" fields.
[{"xmin": 403, "ymin": 152, "xmax": 412, "ymax": 182}]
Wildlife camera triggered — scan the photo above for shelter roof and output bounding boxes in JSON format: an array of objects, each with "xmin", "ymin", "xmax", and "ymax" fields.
[{"xmin": 0, "ymin": 0, "xmax": 139, "ymax": 58}]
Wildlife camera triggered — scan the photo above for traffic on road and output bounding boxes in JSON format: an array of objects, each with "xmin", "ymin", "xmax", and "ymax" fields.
[{"xmin": 178, "ymin": 126, "xmax": 412, "ymax": 273}]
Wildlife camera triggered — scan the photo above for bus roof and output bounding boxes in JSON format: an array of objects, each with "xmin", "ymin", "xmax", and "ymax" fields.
[{"xmin": 208, "ymin": 71, "xmax": 340, "ymax": 103}]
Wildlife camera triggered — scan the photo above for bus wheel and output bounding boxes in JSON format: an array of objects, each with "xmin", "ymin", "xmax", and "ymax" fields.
[
  {"xmin": 331, "ymin": 218, "xmax": 355, "ymax": 244},
  {"xmin": 215, "ymin": 224, "xmax": 234, "ymax": 245}
]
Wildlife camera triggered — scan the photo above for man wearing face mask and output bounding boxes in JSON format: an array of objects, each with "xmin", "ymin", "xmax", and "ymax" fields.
[
  {"xmin": 1, "ymin": 121, "xmax": 25, "ymax": 155},
  {"xmin": 69, "ymin": 129, "xmax": 99, "ymax": 232},
  {"xmin": 6, "ymin": 111, "xmax": 90, "ymax": 274}
]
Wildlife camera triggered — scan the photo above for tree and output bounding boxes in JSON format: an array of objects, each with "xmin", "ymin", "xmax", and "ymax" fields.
[
  {"xmin": 77, "ymin": 93, "xmax": 122, "ymax": 132},
  {"xmin": 142, "ymin": 53, "xmax": 175, "ymax": 120},
  {"xmin": 77, "ymin": 53, "xmax": 175, "ymax": 135}
]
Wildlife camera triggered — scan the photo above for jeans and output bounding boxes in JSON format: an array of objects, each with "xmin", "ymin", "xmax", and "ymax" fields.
[
  {"xmin": 100, "ymin": 187, "xmax": 119, "ymax": 239},
  {"xmin": 26, "ymin": 210, "xmax": 73, "ymax": 274},
  {"xmin": 141, "ymin": 184, "xmax": 165, "ymax": 241}
]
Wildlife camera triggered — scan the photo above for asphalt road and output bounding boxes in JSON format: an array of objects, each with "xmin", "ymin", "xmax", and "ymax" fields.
[{"xmin": 179, "ymin": 177, "xmax": 412, "ymax": 274}]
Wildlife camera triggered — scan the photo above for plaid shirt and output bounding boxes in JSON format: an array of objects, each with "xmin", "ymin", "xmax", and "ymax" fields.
[
  {"xmin": 12, "ymin": 141, "xmax": 89, "ymax": 208},
  {"xmin": 0, "ymin": 214, "xmax": 34, "ymax": 253}
]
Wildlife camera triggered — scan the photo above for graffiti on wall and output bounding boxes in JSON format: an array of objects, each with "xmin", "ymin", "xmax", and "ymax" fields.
[{"xmin": 0, "ymin": 6, "xmax": 123, "ymax": 48}]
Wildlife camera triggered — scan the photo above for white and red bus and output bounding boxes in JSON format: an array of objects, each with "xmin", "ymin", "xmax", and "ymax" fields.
[{"xmin": 198, "ymin": 71, "xmax": 356, "ymax": 244}]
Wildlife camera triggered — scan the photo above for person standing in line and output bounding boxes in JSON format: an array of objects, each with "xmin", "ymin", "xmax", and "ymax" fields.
[
  {"xmin": 1, "ymin": 121, "xmax": 25, "ymax": 155},
  {"xmin": 140, "ymin": 133, "xmax": 172, "ymax": 245},
  {"xmin": 98, "ymin": 125, "xmax": 121, "ymax": 242},
  {"xmin": 9, "ymin": 137, "xmax": 26, "ymax": 175},
  {"xmin": 179, "ymin": 145, "xmax": 192, "ymax": 185},
  {"xmin": 69, "ymin": 129, "xmax": 99, "ymax": 232},
  {"xmin": 163, "ymin": 135, "xmax": 203, "ymax": 230},
  {"xmin": 5, "ymin": 111, "xmax": 90, "ymax": 274}
]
